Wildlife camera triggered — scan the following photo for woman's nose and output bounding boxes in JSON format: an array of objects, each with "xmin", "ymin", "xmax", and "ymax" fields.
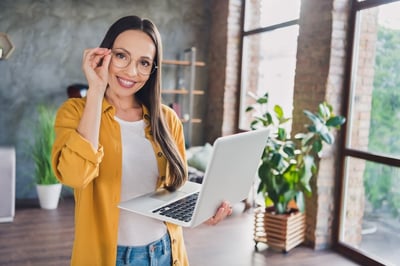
[{"xmin": 125, "ymin": 61, "xmax": 139, "ymax": 76}]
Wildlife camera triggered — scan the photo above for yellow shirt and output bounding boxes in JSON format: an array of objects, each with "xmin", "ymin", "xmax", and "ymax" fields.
[{"xmin": 51, "ymin": 97, "xmax": 189, "ymax": 266}]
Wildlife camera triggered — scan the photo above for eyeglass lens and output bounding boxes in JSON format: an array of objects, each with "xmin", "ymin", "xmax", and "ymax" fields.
[{"xmin": 111, "ymin": 48, "xmax": 156, "ymax": 75}]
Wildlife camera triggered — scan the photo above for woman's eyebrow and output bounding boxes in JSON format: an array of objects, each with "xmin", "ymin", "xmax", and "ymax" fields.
[
  {"xmin": 112, "ymin": 47, "xmax": 130, "ymax": 54},
  {"xmin": 140, "ymin": 56, "xmax": 153, "ymax": 61}
]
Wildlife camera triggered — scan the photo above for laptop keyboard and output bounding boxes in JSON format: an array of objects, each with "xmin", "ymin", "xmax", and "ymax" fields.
[{"xmin": 152, "ymin": 192, "xmax": 199, "ymax": 222}]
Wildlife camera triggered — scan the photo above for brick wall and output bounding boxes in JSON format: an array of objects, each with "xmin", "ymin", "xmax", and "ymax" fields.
[
  {"xmin": 205, "ymin": 0, "xmax": 242, "ymax": 143},
  {"xmin": 293, "ymin": 0, "xmax": 351, "ymax": 249},
  {"xmin": 205, "ymin": 0, "xmax": 228, "ymax": 142}
]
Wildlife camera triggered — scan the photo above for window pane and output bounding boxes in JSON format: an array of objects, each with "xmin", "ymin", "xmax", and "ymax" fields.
[
  {"xmin": 239, "ymin": 26, "xmax": 298, "ymax": 130},
  {"xmin": 347, "ymin": 2, "xmax": 400, "ymax": 158},
  {"xmin": 340, "ymin": 157, "xmax": 400, "ymax": 265},
  {"xmin": 244, "ymin": 0, "xmax": 300, "ymax": 31}
]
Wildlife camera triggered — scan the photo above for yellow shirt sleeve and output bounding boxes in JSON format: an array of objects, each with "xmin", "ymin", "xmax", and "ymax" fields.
[{"xmin": 52, "ymin": 98, "xmax": 104, "ymax": 188}]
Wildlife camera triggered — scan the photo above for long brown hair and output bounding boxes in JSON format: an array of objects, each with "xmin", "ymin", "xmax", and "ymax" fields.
[{"xmin": 100, "ymin": 16, "xmax": 186, "ymax": 190}]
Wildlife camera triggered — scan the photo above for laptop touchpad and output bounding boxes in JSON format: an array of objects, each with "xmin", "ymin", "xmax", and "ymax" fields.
[{"xmin": 151, "ymin": 190, "xmax": 187, "ymax": 202}]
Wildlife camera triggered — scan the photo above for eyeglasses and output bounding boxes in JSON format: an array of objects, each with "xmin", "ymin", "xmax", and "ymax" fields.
[{"xmin": 110, "ymin": 48, "xmax": 157, "ymax": 75}]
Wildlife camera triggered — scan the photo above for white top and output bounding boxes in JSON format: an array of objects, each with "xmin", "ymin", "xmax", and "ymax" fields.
[{"xmin": 115, "ymin": 116, "xmax": 167, "ymax": 246}]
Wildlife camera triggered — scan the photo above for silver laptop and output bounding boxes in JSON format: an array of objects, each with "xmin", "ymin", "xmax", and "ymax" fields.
[{"xmin": 118, "ymin": 128, "xmax": 270, "ymax": 228}]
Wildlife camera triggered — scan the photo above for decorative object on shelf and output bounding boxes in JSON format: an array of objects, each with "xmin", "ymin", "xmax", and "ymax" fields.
[
  {"xmin": 0, "ymin": 32, "xmax": 15, "ymax": 60},
  {"xmin": 162, "ymin": 47, "xmax": 205, "ymax": 147},
  {"xmin": 169, "ymin": 102, "xmax": 182, "ymax": 117},
  {"xmin": 67, "ymin": 83, "xmax": 88, "ymax": 98},
  {"xmin": 30, "ymin": 104, "xmax": 61, "ymax": 210},
  {"xmin": 246, "ymin": 92, "xmax": 346, "ymax": 252}
]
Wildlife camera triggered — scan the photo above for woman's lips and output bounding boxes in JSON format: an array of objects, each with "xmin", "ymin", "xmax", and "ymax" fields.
[{"xmin": 117, "ymin": 77, "xmax": 136, "ymax": 88}]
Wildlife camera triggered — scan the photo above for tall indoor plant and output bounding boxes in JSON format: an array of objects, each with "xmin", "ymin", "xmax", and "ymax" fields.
[
  {"xmin": 247, "ymin": 93, "xmax": 346, "ymax": 251},
  {"xmin": 31, "ymin": 104, "xmax": 61, "ymax": 209}
]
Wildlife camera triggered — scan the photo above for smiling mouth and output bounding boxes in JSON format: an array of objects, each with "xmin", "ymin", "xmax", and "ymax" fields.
[{"xmin": 117, "ymin": 77, "xmax": 136, "ymax": 88}]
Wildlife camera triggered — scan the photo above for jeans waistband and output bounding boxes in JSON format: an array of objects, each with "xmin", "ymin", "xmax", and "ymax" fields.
[{"xmin": 117, "ymin": 233, "xmax": 171, "ymax": 263}]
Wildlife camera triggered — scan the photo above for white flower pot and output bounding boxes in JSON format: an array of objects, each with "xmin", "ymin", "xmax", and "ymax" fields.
[{"xmin": 36, "ymin": 183, "xmax": 62, "ymax": 210}]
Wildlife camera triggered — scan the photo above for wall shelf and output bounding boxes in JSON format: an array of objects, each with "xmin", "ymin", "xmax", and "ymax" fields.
[
  {"xmin": 162, "ymin": 59, "xmax": 205, "ymax": 67},
  {"xmin": 162, "ymin": 89, "xmax": 204, "ymax": 95},
  {"xmin": 0, "ymin": 33, "xmax": 15, "ymax": 60},
  {"xmin": 181, "ymin": 118, "xmax": 202, "ymax": 123},
  {"xmin": 162, "ymin": 47, "xmax": 205, "ymax": 147}
]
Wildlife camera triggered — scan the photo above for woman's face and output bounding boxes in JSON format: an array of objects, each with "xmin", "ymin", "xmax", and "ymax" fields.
[{"xmin": 107, "ymin": 30, "xmax": 156, "ymax": 98}]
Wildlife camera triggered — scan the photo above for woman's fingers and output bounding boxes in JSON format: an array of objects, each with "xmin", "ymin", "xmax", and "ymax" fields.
[
  {"xmin": 82, "ymin": 48, "xmax": 111, "ymax": 91},
  {"xmin": 99, "ymin": 52, "xmax": 112, "ymax": 76},
  {"xmin": 205, "ymin": 201, "xmax": 233, "ymax": 226},
  {"xmin": 83, "ymin": 48, "xmax": 110, "ymax": 71}
]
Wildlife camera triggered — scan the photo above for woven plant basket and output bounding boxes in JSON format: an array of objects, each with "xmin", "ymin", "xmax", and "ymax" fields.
[{"xmin": 254, "ymin": 207, "xmax": 305, "ymax": 253}]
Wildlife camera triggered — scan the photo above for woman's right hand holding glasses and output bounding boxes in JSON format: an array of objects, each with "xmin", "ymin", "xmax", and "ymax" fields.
[
  {"xmin": 78, "ymin": 48, "xmax": 112, "ymax": 149},
  {"xmin": 82, "ymin": 48, "xmax": 112, "ymax": 97}
]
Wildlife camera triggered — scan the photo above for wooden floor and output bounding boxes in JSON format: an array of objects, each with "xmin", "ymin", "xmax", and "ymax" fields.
[{"xmin": 0, "ymin": 198, "xmax": 360, "ymax": 266}]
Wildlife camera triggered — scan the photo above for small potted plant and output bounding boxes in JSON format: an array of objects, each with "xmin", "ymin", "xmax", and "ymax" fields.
[
  {"xmin": 247, "ymin": 92, "xmax": 346, "ymax": 252},
  {"xmin": 31, "ymin": 104, "xmax": 61, "ymax": 209}
]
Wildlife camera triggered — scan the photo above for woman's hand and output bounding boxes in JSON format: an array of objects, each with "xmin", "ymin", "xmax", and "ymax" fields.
[
  {"xmin": 77, "ymin": 48, "xmax": 112, "ymax": 150},
  {"xmin": 204, "ymin": 201, "xmax": 233, "ymax": 226},
  {"xmin": 82, "ymin": 47, "xmax": 112, "ymax": 96}
]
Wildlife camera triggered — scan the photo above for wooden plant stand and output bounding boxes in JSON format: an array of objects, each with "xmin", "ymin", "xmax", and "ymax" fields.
[{"xmin": 254, "ymin": 207, "xmax": 305, "ymax": 253}]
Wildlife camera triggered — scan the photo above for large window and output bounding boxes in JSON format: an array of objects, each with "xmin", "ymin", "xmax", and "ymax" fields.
[
  {"xmin": 239, "ymin": 0, "xmax": 301, "ymax": 130},
  {"xmin": 339, "ymin": 1, "xmax": 400, "ymax": 265}
]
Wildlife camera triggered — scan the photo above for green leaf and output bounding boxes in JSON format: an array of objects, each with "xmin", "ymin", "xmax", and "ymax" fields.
[
  {"xmin": 295, "ymin": 191, "xmax": 305, "ymax": 213},
  {"xmin": 270, "ymin": 153, "xmax": 283, "ymax": 169},
  {"xmin": 299, "ymin": 155, "xmax": 314, "ymax": 194},
  {"xmin": 307, "ymin": 124, "xmax": 317, "ymax": 133},
  {"xmin": 283, "ymin": 146, "xmax": 295, "ymax": 157},
  {"xmin": 303, "ymin": 110, "xmax": 318, "ymax": 123},
  {"xmin": 318, "ymin": 102, "xmax": 331, "ymax": 119},
  {"xmin": 275, "ymin": 203, "xmax": 285, "ymax": 214},
  {"xmin": 312, "ymin": 139, "xmax": 323, "ymax": 153},
  {"xmin": 265, "ymin": 197, "xmax": 274, "ymax": 208},
  {"xmin": 249, "ymin": 120, "xmax": 259, "ymax": 130},
  {"xmin": 245, "ymin": 106, "xmax": 254, "ymax": 112},
  {"xmin": 300, "ymin": 132, "xmax": 315, "ymax": 147},
  {"xmin": 274, "ymin": 105, "xmax": 284, "ymax": 119},
  {"xmin": 326, "ymin": 116, "xmax": 346, "ymax": 127},
  {"xmin": 277, "ymin": 127, "xmax": 287, "ymax": 140},
  {"xmin": 257, "ymin": 97, "xmax": 268, "ymax": 104},
  {"xmin": 266, "ymin": 113, "xmax": 273, "ymax": 125},
  {"xmin": 320, "ymin": 129, "xmax": 334, "ymax": 144}
]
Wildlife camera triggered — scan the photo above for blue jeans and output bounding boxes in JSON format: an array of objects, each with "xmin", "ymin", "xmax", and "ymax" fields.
[{"xmin": 116, "ymin": 233, "xmax": 172, "ymax": 266}]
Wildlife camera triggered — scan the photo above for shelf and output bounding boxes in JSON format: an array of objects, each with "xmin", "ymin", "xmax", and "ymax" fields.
[
  {"xmin": 162, "ymin": 47, "xmax": 204, "ymax": 147},
  {"xmin": 181, "ymin": 118, "xmax": 202, "ymax": 123},
  {"xmin": 0, "ymin": 33, "xmax": 15, "ymax": 60},
  {"xmin": 162, "ymin": 89, "xmax": 204, "ymax": 95},
  {"xmin": 162, "ymin": 59, "xmax": 205, "ymax": 67}
]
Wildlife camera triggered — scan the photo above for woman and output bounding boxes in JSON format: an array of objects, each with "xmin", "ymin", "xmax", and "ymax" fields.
[{"xmin": 51, "ymin": 15, "xmax": 231, "ymax": 265}]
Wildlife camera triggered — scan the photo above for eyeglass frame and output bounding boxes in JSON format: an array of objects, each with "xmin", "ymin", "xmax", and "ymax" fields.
[{"xmin": 110, "ymin": 48, "xmax": 158, "ymax": 76}]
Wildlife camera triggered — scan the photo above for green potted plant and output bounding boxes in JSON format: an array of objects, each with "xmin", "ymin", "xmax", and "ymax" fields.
[
  {"xmin": 31, "ymin": 104, "xmax": 61, "ymax": 209},
  {"xmin": 247, "ymin": 92, "xmax": 346, "ymax": 251}
]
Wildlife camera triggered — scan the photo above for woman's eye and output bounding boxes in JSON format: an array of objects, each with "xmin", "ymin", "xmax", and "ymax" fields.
[
  {"xmin": 116, "ymin": 52, "xmax": 127, "ymax": 60},
  {"xmin": 141, "ymin": 60, "xmax": 151, "ymax": 67}
]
